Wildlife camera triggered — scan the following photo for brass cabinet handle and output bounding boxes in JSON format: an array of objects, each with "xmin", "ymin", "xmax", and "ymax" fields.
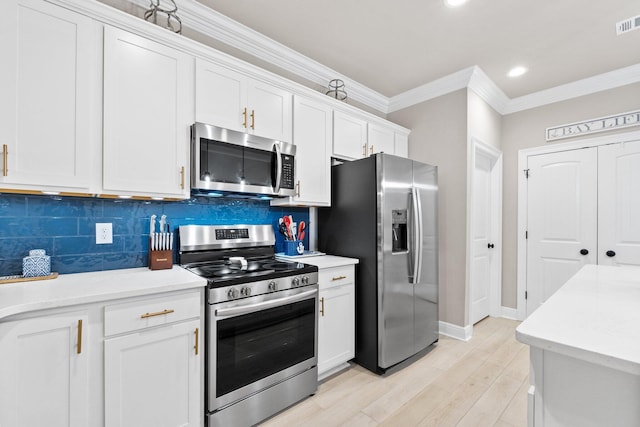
[
  {"xmin": 242, "ymin": 107, "xmax": 248, "ymax": 128},
  {"xmin": 362, "ymin": 144, "xmax": 367, "ymax": 157},
  {"xmin": 370, "ymin": 145, "xmax": 374, "ymax": 155},
  {"xmin": 320, "ymin": 297, "xmax": 325, "ymax": 317},
  {"xmin": 140, "ymin": 309, "xmax": 175, "ymax": 319},
  {"xmin": 331, "ymin": 275, "xmax": 347, "ymax": 281},
  {"xmin": 250, "ymin": 110, "xmax": 255, "ymax": 129},
  {"xmin": 180, "ymin": 166, "xmax": 185, "ymax": 190},
  {"xmin": 194, "ymin": 328, "xmax": 199, "ymax": 355},
  {"xmin": 77, "ymin": 319, "xmax": 83, "ymax": 354},
  {"xmin": 295, "ymin": 180, "xmax": 300, "ymax": 197},
  {"xmin": 2, "ymin": 144, "xmax": 7, "ymax": 176}
]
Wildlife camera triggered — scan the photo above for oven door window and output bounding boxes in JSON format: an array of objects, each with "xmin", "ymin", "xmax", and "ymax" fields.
[
  {"xmin": 200, "ymin": 138, "xmax": 275, "ymax": 187},
  {"xmin": 216, "ymin": 298, "xmax": 315, "ymax": 397}
]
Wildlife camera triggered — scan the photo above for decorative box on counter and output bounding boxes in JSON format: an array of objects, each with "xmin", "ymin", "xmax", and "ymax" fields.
[{"xmin": 23, "ymin": 249, "xmax": 51, "ymax": 277}]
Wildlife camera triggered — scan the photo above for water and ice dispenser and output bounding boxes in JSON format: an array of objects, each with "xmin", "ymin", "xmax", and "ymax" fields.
[{"xmin": 392, "ymin": 209, "xmax": 408, "ymax": 253}]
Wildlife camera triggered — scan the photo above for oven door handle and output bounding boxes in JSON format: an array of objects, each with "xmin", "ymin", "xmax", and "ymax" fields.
[{"xmin": 215, "ymin": 289, "xmax": 316, "ymax": 318}]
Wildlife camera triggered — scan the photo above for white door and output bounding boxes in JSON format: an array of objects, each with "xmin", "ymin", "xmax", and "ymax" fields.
[
  {"xmin": 272, "ymin": 95, "xmax": 331, "ymax": 206},
  {"xmin": 0, "ymin": 311, "xmax": 89, "ymax": 427},
  {"xmin": 104, "ymin": 320, "xmax": 201, "ymax": 427},
  {"xmin": 0, "ymin": 0, "xmax": 96, "ymax": 192},
  {"xmin": 103, "ymin": 26, "xmax": 192, "ymax": 198},
  {"xmin": 247, "ymin": 79, "xmax": 292, "ymax": 142},
  {"xmin": 368, "ymin": 123, "xmax": 395, "ymax": 156},
  {"xmin": 598, "ymin": 140, "xmax": 640, "ymax": 267},
  {"xmin": 318, "ymin": 283, "xmax": 355, "ymax": 377},
  {"xmin": 195, "ymin": 58, "xmax": 246, "ymax": 132},
  {"xmin": 470, "ymin": 151, "xmax": 493, "ymax": 324},
  {"xmin": 333, "ymin": 111, "xmax": 368, "ymax": 161},
  {"xmin": 526, "ymin": 148, "xmax": 597, "ymax": 316}
]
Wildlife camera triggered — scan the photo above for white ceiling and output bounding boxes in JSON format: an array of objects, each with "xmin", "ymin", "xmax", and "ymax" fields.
[{"xmin": 195, "ymin": 0, "xmax": 640, "ymax": 103}]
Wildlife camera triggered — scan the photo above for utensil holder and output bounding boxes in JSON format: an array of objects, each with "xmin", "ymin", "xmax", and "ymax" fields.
[
  {"xmin": 284, "ymin": 240, "xmax": 305, "ymax": 256},
  {"xmin": 149, "ymin": 238, "xmax": 173, "ymax": 270}
]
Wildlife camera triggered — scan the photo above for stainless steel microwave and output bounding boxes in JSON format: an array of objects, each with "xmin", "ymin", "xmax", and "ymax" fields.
[{"xmin": 191, "ymin": 122, "xmax": 296, "ymax": 197}]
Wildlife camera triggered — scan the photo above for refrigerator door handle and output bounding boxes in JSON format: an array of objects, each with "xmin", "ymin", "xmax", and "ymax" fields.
[
  {"xmin": 411, "ymin": 187, "xmax": 422, "ymax": 284},
  {"xmin": 414, "ymin": 187, "xmax": 424, "ymax": 283}
]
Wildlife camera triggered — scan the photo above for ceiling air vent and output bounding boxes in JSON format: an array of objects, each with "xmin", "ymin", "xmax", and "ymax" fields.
[{"xmin": 616, "ymin": 15, "xmax": 640, "ymax": 35}]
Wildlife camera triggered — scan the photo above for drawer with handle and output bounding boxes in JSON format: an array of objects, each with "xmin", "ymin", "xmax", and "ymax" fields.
[
  {"xmin": 318, "ymin": 265, "xmax": 354, "ymax": 291},
  {"xmin": 104, "ymin": 290, "xmax": 201, "ymax": 336}
]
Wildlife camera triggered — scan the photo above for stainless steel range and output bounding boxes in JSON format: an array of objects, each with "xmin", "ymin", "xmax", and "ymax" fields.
[{"xmin": 179, "ymin": 224, "xmax": 319, "ymax": 427}]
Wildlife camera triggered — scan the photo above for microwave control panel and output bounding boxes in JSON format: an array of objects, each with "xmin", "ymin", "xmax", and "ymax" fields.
[{"xmin": 281, "ymin": 155, "xmax": 295, "ymax": 189}]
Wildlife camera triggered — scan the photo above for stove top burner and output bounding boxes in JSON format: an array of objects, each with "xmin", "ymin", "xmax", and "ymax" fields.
[{"xmin": 184, "ymin": 256, "xmax": 316, "ymax": 288}]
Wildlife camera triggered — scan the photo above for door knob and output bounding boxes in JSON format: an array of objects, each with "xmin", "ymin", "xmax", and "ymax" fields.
[
  {"xmin": 579, "ymin": 249, "xmax": 589, "ymax": 255},
  {"xmin": 487, "ymin": 243, "xmax": 495, "ymax": 249},
  {"xmin": 606, "ymin": 250, "xmax": 616, "ymax": 257}
]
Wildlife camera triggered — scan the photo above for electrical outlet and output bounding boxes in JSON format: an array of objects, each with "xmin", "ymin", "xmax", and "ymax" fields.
[{"xmin": 96, "ymin": 223, "xmax": 113, "ymax": 245}]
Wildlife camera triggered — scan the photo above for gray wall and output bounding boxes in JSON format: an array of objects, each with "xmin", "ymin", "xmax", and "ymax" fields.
[
  {"xmin": 389, "ymin": 90, "xmax": 468, "ymax": 327},
  {"xmin": 500, "ymin": 82, "xmax": 640, "ymax": 308}
]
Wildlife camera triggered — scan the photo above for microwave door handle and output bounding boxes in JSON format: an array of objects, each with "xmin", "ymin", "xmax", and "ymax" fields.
[{"xmin": 273, "ymin": 142, "xmax": 283, "ymax": 193}]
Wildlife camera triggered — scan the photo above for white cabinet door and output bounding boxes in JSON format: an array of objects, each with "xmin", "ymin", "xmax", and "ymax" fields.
[
  {"xmin": 368, "ymin": 124, "xmax": 395, "ymax": 156},
  {"xmin": 526, "ymin": 148, "xmax": 598, "ymax": 317},
  {"xmin": 394, "ymin": 132, "xmax": 409, "ymax": 158},
  {"xmin": 195, "ymin": 58, "xmax": 292, "ymax": 142},
  {"xmin": 333, "ymin": 111, "xmax": 368, "ymax": 161},
  {"xmin": 247, "ymin": 79, "xmax": 292, "ymax": 142},
  {"xmin": 0, "ymin": 0, "xmax": 97, "ymax": 193},
  {"xmin": 598, "ymin": 140, "xmax": 640, "ymax": 267},
  {"xmin": 0, "ymin": 311, "xmax": 90, "ymax": 427},
  {"xmin": 316, "ymin": 265, "xmax": 355, "ymax": 379},
  {"xmin": 103, "ymin": 26, "xmax": 192, "ymax": 199},
  {"xmin": 104, "ymin": 319, "xmax": 201, "ymax": 427},
  {"xmin": 272, "ymin": 95, "xmax": 331, "ymax": 207},
  {"xmin": 318, "ymin": 283, "xmax": 355, "ymax": 378},
  {"xmin": 195, "ymin": 59, "xmax": 246, "ymax": 132}
]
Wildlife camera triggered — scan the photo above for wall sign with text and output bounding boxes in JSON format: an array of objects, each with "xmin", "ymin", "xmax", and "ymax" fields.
[{"xmin": 546, "ymin": 110, "xmax": 640, "ymax": 141}]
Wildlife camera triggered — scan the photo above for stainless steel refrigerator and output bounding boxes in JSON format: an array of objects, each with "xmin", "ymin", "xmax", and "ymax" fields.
[{"xmin": 318, "ymin": 153, "xmax": 438, "ymax": 374}]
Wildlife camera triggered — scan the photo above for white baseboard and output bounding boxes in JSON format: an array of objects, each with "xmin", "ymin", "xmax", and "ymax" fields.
[
  {"xmin": 501, "ymin": 306, "xmax": 519, "ymax": 320},
  {"xmin": 439, "ymin": 321, "xmax": 472, "ymax": 341}
]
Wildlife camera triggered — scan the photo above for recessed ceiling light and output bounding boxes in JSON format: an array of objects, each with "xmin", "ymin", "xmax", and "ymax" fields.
[
  {"xmin": 508, "ymin": 66, "xmax": 528, "ymax": 78},
  {"xmin": 444, "ymin": 0, "xmax": 468, "ymax": 7}
]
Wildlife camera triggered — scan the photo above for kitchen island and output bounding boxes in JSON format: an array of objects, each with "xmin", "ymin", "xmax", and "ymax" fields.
[{"xmin": 516, "ymin": 264, "xmax": 640, "ymax": 427}]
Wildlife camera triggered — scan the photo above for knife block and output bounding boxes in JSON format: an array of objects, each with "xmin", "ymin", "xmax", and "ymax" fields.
[{"xmin": 148, "ymin": 238, "xmax": 173, "ymax": 270}]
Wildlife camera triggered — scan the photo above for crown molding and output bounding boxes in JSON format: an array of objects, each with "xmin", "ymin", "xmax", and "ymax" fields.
[
  {"xmin": 94, "ymin": 1, "xmax": 640, "ymax": 116},
  {"xmin": 128, "ymin": 0, "xmax": 390, "ymax": 112},
  {"xmin": 503, "ymin": 63, "xmax": 640, "ymax": 114}
]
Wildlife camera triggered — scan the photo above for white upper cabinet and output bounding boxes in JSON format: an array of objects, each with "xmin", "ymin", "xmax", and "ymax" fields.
[
  {"xmin": 394, "ymin": 132, "xmax": 409, "ymax": 158},
  {"xmin": 0, "ymin": 0, "xmax": 98, "ymax": 193},
  {"xmin": 272, "ymin": 95, "xmax": 332, "ymax": 207},
  {"xmin": 368, "ymin": 123, "xmax": 395, "ymax": 156},
  {"xmin": 196, "ymin": 58, "xmax": 292, "ymax": 142},
  {"xmin": 102, "ymin": 26, "xmax": 193, "ymax": 199},
  {"xmin": 333, "ymin": 111, "xmax": 368, "ymax": 161}
]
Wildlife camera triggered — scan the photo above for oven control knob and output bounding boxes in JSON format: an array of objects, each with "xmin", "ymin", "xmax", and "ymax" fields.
[
  {"xmin": 227, "ymin": 288, "xmax": 239, "ymax": 299},
  {"xmin": 268, "ymin": 281, "xmax": 278, "ymax": 291},
  {"xmin": 301, "ymin": 276, "xmax": 309, "ymax": 285},
  {"xmin": 240, "ymin": 286, "xmax": 252, "ymax": 297},
  {"xmin": 291, "ymin": 277, "xmax": 300, "ymax": 287}
]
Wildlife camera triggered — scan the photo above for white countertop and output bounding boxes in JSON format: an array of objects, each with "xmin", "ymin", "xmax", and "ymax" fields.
[
  {"xmin": 516, "ymin": 264, "xmax": 640, "ymax": 375},
  {"xmin": 0, "ymin": 266, "xmax": 206, "ymax": 321},
  {"xmin": 277, "ymin": 254, "xmax": 359, "ymax": 269}
]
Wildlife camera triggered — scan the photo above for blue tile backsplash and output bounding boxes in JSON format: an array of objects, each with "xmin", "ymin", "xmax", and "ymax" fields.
[{"xmin": 0, "ymin": 194, "xmax": 309, "ymax": 275}]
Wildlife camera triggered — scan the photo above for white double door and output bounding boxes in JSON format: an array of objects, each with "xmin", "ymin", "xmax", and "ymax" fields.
[{"xmin": 526, "ymin": 140, "xmax": 640, "ymax": 316}]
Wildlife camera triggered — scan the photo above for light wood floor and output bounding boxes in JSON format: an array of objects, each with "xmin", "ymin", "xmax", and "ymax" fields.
[{"xmin": 262, "ymin": 317, "xmax": 528, "ymax": 427}]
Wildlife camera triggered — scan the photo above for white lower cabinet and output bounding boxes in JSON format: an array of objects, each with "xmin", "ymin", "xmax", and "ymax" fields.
[
  {"xmin": 317, "ymin": 265, "xmax": 355, "ymax": 380},
  {"xmin": 104, "ymin": 319, "xmax": 201, "ymax": 427},
  {"xmin": 0, "ymin": 288, "xmax": 203, "ymax": 427},
  {"xmin": 0, "ymin": 310, "xmax": 90, "ymax": 427}
]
